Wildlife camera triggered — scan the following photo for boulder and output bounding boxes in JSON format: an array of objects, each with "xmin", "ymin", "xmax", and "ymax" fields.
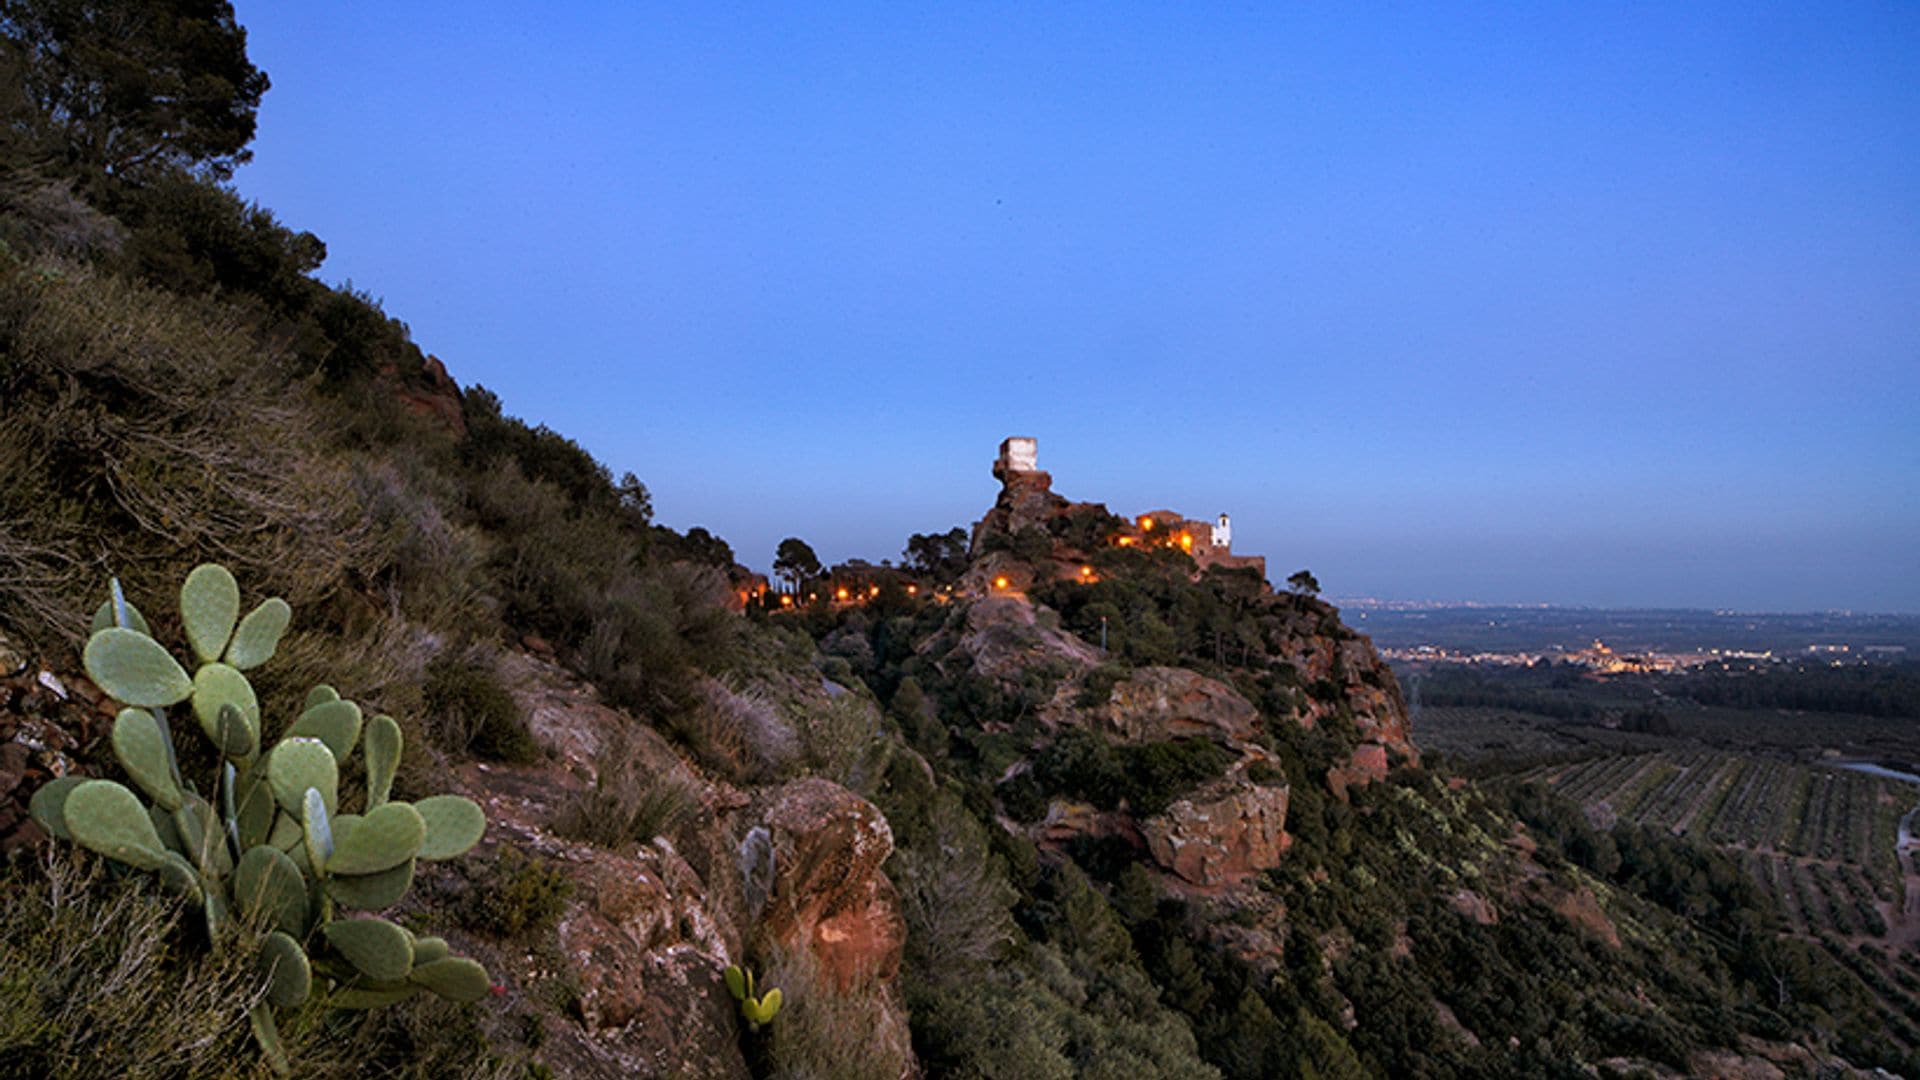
[
  {"xmin": 756, "ymin": 778, "xmax": 906, "ymax": 991},
  {"xmin": 1143, "ymin": 780, "xmax": 1291, "ymax": 888},
  {"xmin": 555, "ymin": 840, "xmax": 748, "ymax": 1079},
  {"xmin": 1099, "ymin": 666, "xmax": 1259, "ymax": 744}
]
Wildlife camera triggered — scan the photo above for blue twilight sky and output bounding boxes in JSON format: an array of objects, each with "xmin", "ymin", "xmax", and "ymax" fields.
[{"xmin": 229, "ymin": 2, "xmax": 1919, "ymax": 612}]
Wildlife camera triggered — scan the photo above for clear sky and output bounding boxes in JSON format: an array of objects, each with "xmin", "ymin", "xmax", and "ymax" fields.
[{"xmin": 230, "ymin": 2, "xmax": 1919, "ymax": 613}]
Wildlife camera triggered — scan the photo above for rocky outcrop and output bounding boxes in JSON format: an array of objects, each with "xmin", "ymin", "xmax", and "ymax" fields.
[
  {"xmin": 383, "ymin": 353, "xmax": 467, "ymax": 439},
  {"xmin": 943, "ymin": 594, "xmax": 1100, "ymax": 685},
  {"xmin": 1098, "ymin": 666, "xmax": 1260, "ymax": 744},
  {"xmin": 550, "ymin": 838, "xmax": 748, "ymax": 1079},
  {"xmin": 1143, "ymin": 779, "xmax": 1291, "ymax": 888},
  {"xmin": 1448, "ymin": 888, "xmax": 1499, "ymax": 926},
  {"xmin": 755, "ymin": 778, "xmax": 906, "ymax": 992},
  {"xmin": 969, "ymin": 469, "xmax": 1070, "ymax": 555}
]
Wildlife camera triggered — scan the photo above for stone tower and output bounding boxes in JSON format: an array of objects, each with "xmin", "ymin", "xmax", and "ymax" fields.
[{"xmin": 993, "ymin": 436, "xmax": 1038, "ymax": 481}]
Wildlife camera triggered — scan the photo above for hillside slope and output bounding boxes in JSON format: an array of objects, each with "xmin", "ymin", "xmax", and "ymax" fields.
[{"xmin": 1, "ymin": 39, "xmax": 1911, "ymax": 1077}]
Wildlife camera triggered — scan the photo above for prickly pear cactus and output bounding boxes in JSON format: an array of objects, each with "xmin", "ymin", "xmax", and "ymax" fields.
[
  {"xmin": 29, "ymin": 566, "xmax": 492, "ymax": 1075},
  {"xmin": 723, "ymin": 963, "xmax": 783, "ymax": 1031}
]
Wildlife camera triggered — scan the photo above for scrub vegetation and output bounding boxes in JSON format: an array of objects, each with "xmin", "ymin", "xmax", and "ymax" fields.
[{"xmin": 4, "ymin": 4, "xmax": 1917, "ymax": 1077}]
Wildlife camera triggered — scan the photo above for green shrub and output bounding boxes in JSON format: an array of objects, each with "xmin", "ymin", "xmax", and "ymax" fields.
[
  {"xmin": 795, "ymin": 693, "xmax": 890, "ymax": 796},
  {"xmin": 1026, "ymin": 729, "xmax": 1235, "ymax": 817},
  {"xmin": 424, "ymin": 648, "xmax": 537, "ymax": 764},
  {"xmin": 461, "ymin": 847, "xmax": 571, "ymax": 940}
]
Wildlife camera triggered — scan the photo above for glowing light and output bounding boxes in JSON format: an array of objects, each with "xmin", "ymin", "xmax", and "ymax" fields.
[
  {"xmin": 870, "ymin": 585, "xmax": 881, "ymax": 596},
  {"xmin": 993, "ymin": 576, "xmax": 1010, "ymax": 590},
  {"xmin": 1139, "ymin": 517, "xmax": 1153, "ymax": 531},
  {"xmin": 1080, "ymin": 565, "xmax": 1094, "ymax": 578},
  {"xmin": 780, "ymin": 595, "xmax": 793, "ymax": 608},
  {"xmin": 907, "ymin": 585, "xmax": 918, "ymax": 595},
  {"xmin": 1117, "ymin": 536, "xmax": 1134, "ymax": 547},
  {"xmin": 836, "ymin": 586, "xmax": 849, "ymax": 600},
  {"xmin": 1179, "ymin": 532, "xmax": 1193, "ymax": 551}
]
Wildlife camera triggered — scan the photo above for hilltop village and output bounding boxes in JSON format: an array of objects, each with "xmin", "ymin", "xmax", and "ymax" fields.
[{"xmin": 751, "ymin": 437, "xmax": 1274, "ymax": 610}]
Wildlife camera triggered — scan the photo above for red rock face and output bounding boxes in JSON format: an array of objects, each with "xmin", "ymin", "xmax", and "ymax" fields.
[
  {"xmin": 1099, "ymin": 666, "xmax": 1260, "ymax": 744},
  {"xmin": 381, "ymin": 354, "xmax": 467, "ymax": 439},
  {"xmin": 1143, "ymin": 781, "xmax": 1292, "ymax": 889},
  {"xmin": 757, "ymin": 779, "xmax": 906, "ymax": 992}
]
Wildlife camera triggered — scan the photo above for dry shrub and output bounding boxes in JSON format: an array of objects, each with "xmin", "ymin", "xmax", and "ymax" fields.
[
  {"xmin": 556, "ymin": 722, "xmax": 698, "ymax": 850},
  {"xmin": 757, "ymin": 945, "xmax": 915, "ymax": 1080},
  {"xmin": 348, "ymin": 455, "xmax": 487, "ymax": 627},
  {"xmin": 0, "ymin": 848, "xmax": 529, "ymax": 1080},
  {"xmin": 0, "ymin": 172, "xmax": 126, "ymax": 259},
  {"xmin": 694, "ymin": 677, "xmax": 799, "ymax": 783},
  {"xmin": 0, "ymin": 258, "xmax": 377, "ymax": 653},
  {"xmin": 457, "ymin": 846, "xmax": 573, "ymax": 941},
  {"xmin": 0, "ymin": 848, "xmax": 267, "ymax": 1078}
]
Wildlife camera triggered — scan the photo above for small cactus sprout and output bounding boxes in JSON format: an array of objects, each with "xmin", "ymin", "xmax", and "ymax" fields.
[
  {"xmin": 723, "ymin": 963, "xmax": 784, "ymax": 1031},
  {"xmin": 27, "ymin": 565, "xmax": 493, "ymax": 1075}
]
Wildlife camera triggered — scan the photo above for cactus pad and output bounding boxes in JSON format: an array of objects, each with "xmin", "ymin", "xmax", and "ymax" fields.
[
  {"xmin": 302, "ymin": 788, "xmax": 334, "ymax": 873},
  {"xmin": 323, "ymin": 917, "xmax": 414, "ymax": 982},
  {"xmin": 180, "ymin": 563, "xmax": 241, "ymax": 664},
  {"xmin": 326, "ymin": 801, "xmax": 425, "ymax": 876},
  {"xmin": 410, "ymin": 936, "xmax": 451, "ymax": 966},
  {"xmin": 65, "ymin": 780, "xmax": 169, "ymax": 870},
  {"xmin": 268, "ymin": 738, "xmax": 338, "ymax": 815},
  {"xmin": 111, "ymin": 708, "xmax": 183, "ymax": 811},
  {"xmin": 364, "ymin": 714, "xmax": 402, "ymax": 809},
  {"xmin": 328, "ymin": 984, "xmax": 421, "ymax": 1010},
  {"xmin": 191, "ymin": 662, "xmax": 259, "ymax": 751},
  {"xmin": 408, "ymin": 956, "xmax": 491, "ymax": 1002},
  {"xmin": 286, "ymin": 698, "xmax": 363, "ymax": 764},
  {"xmin": 174, "ymin": 795, "xmax": 233, "ymax": 877},
  {"xmin": 90, "ymin": 597, "xmax": 151, "ymax": 636},
  {"xmin": 154, "ymin": 849, "xmax": 203, "ymax": 900},
  {"xmin": 258, "ymin": 931, "xmax": 312, "ymax": 1009},
  {"xmin": 742, "ymin": 987, "xmax": 783, "ymax": 1028},
  {"xmin": 84, "ymin": 628, "xmax": 193, "ymax": 707},
  {"xmin": 27, "ymin": 776, "xmax": 85, "ymax": 841},
  {"xmin": 213, "ymin": 702, "xmax": 258, "ymax": 758},
  {"xmin": 235, "ymin": 845, "xmax": 310, "ymax": 936},
  {"xmin": 225, "ymin": 598, "xmax": 291, "ymax": 670},
  {"xmin": 236, "ymin": 774, "xmax": 275, "ymax": 850},
  {"xmin": 326, "ymin": 858, "xmax": 416, "ymax": 910},
  {"xmin": 413, "ymin": 795, "xmax": 485, "ymax": 860}
]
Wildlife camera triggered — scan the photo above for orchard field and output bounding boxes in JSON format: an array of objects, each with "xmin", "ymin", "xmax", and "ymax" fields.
[{"xmin": 1512, "ymin": 749, "xmax": 1920, "ymax": 1049}]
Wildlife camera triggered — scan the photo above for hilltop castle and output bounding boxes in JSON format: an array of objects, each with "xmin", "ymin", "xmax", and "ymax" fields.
[{"xmin": 981, "ymin": 436, "xmax": 1268, "ymax": 582}]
